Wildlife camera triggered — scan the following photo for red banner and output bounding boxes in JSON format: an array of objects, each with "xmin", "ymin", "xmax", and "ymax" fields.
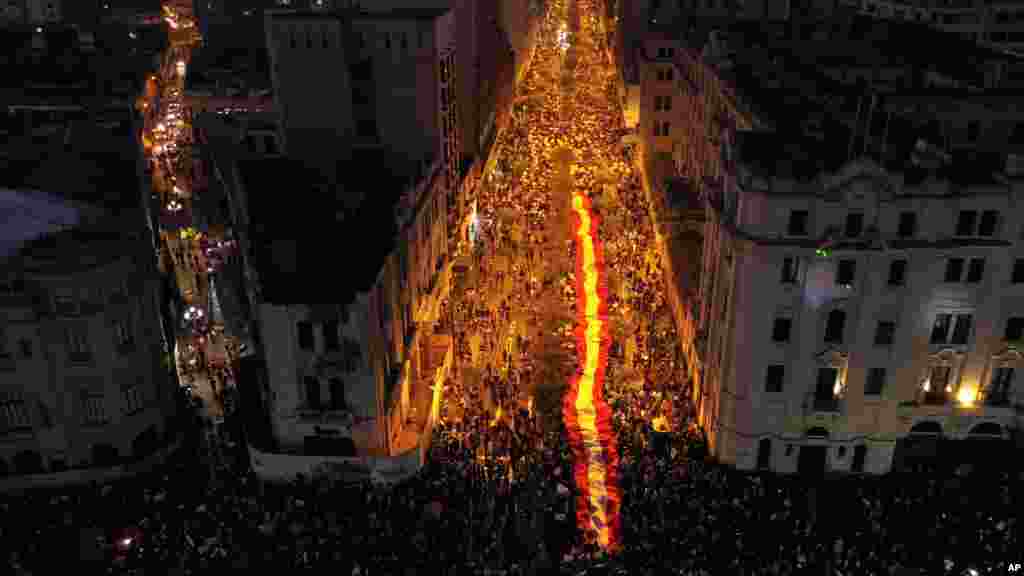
[{"xmin": 562, "ymin": 191, "xmax": 622, "ymax": 552}]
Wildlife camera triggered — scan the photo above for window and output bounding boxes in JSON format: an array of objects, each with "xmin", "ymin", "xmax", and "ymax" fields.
[
  {"xmin": 288, "ymin": 26, "xmax": 296, "ymax": 49},
  {"xmin": 955, "ymin": 210, "xmax": 977, "ymax": 237},
  {"xmin": 851, "ymin": 445, "xmax": 867, "ymax": 473},
  {"xmin": 978, "ymin": 210, "xmax": 998, "ymax": 237},
  {"xmin": 787, "ymin": 210, "xmax": 809, "ymax": 236},
  {"xmin": 654, "ymin": 121, "xmax": 671, "ymax": 136},
  {"xmin": 967, "ymin": 121, "xmax": 979, "ymax": 141},
  {"xmin": 765, "ymin": 364, "xmax": 785, "ymax": 393},
  {"xmin": 928, "ymin": 365, "xmax": 951, "ymax": 400},
  {"xmin": 756, "ymin": 438, "xmax": 772, "ymax": 470},
  {"xmin": 305, "ymin": 376, "xmax": 321, "ymax": 409},
  {"xmin": 1004, "ymin": 317, "xmax": 1024, "ymax": 341},
  {"xmin": 322, "ymin": 321, "xmax": 340, "ymax": 351},
  {"xmin": 965, "ymin": 258, "xmax": 985, "ymax": 284},
  {"xmin": 887, "ymin": 259, "xmax": 907, "ymax": 287},
  {"xmin": 944, "ymin": 258, "xmax": 964, "ymax": 282},
  {"xmin": 385, "ymin": 32, "xmax": 391, "ymax": 50},
  {"xmin": 297, "ymin": 321, "xmax": 314, "ymax": 351},
  {"xmin": 771, "ymin": 317, "xmax": 792, "ymax": 343},
  {"xmin": 874, "ymin": 321, "xmax": 896, "ymax": 346},
  {"xmin": 321, "ymin": 24, "xmax": 330, "ymax": 49},
  {"xmin": 400, "ymin": 32, "xmax": 408, "ymax": 51},
  {"xmin": 113, "ymin": 317, "xmax": 134, "ymax": 352},
  {"xmin": 122, "ymin": 385, "xmax": 144, "ymax": 415},
  {"xmin": 65, "ymin": 324, "xmax": 91, "ymax": 362},
  {"xmin": 845, "ymin": 212, "xmax": 864, "ymax": 238},
  {"xmin": 1013, "ymin": 259, "xmax": 1024, "ymax": 284},
  {"xmin": 897, "ymin": 211, "xmax": 917, "ymax": 238},
  {"xmin": 80, "ymin": 392, "xmax": 107, "ymax": 426},
  {"xmin": 0, "ymin": 394, "xmax": 31, "ymax": 433},
  {"xmin": 343, "ymin": 338, "xmax": 362, "ymax": 372},
  {"xmin": 986, "ymin": 367, "xmax": 1014, "ymax": 406},
  {"xmin": 18, "ymin": 339, "xmax": 31, "ymax": 359},
  {"xmin": 836, "ymin": 259, "xmax": 856, "ymax": 287},
  {"xmin": 865, "ymin": 367, "xmax": 886, "ymax": 396},
  {"xmin": 930, "ymin": 314, "xmax": 952, "ymax": 344},
  {"xmin": 657, "ymin": 66, "xmax": 674, "ymax": 82},
  {"xmin": 305, "ymin": 25, "xmax": 314, "ymax": 49},
  {"xmin": 824, "ymin": 309, "xmax": 846, "ymax": 343},
  {"xmin": 814, "ymin": 368, "xmax": 839, "ymax": 410},
  {"xmin": 54, "ymin": 295, "xmax": 77, "ymax": 316},
  {"xmin": 663, "ymin": 96, "xmax": 671, "ymax": 111},
  {"xmin": 951, "ymin": 314, "xmax": 973, "ymax": 345},
  {"xmin": 657, "ymin": 46, "xmax": 674, "ymax": 58},
  {"xmin": 780, "ymin": 256, "xmax": 800, "ymax": 284},
  {"xmin": 329, "ymin": 377, "xmax": 346, "ymax": 410}
]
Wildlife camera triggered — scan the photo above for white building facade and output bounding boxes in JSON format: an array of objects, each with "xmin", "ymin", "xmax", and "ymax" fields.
[
  {"xmin": 701, "ymin": 157, "xmax": 1024, "ymax": 475},
  {"xmin": 0, "ymin": 221, "xmax": 176, "ymax": 478}
]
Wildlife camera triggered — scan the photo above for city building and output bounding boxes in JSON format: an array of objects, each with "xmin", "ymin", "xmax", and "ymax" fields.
[
  {"xmin": 0, "ymin": 214, "xmax": 177, "ymax": 479},
  {"xmin": 687, "ymin": 25, "xmax": 1024, "ymax": 475},
  {"xmin": 838, "ymin": 0, "xmax": 1024, "ymax": 52},
  {"xmin": 264, "ymin": 4, "xmax": 470, "ymax": 253},
  {"xmin": 209, "ymin": 147, "xmax": 451, "ymax": 481},
  {"xmin": 183, "ymin": 17, "xmax": 272, "ymax": 116}
]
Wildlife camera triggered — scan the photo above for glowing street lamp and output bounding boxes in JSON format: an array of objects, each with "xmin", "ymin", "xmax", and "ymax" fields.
[{"xmin": 957, "ymin": 387, "xmax": 976, "ymax": 406}]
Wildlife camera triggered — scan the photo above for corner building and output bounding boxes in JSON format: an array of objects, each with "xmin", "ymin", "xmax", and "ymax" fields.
[{"xmin": 703, "ymin": 152, "xmax": 1024, "ymax": 475}]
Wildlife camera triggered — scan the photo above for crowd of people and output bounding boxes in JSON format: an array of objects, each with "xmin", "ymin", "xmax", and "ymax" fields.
[
  {"xmin": 4, "ymin": 409, "xmax": 1019, "ymax": 576},
  {"xmin": 3, "ymin": 2, "xmax": 1020, "ymax": 575}
]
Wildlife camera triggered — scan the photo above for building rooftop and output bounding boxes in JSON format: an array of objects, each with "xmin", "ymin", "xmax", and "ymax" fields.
[
  {"xmin": 240, "ymin": 148, "xmax": 422, "ymax": 306},
  {"xmin": 14, "ymin": 215, "xmax": 145, "ymax": 275},
  {"xmin": 0, "ymin": 105, "xmax": 142, "ymax": 214},
  {"xmin": 187, "ymin": 20, "xmax": 270, "ymax": 94}
]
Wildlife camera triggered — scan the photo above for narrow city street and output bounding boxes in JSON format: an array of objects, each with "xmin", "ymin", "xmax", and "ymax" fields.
[
  {"xmin": 143, "ymin": 4, "xmax": 239, "ymax": 425},
  {"xmin": 433, "ymin": 0, "xmax": 690, "ymax": 550}
]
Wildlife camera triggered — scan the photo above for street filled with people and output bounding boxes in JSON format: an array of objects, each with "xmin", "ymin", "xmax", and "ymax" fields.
[
  {"xmin": 143, "ymin": 2, "xmax": 240, "ymax": 421},
  {"xmin": 2, "ymin": 1, "xmax": 1021, "ymax": 575},
  {"xmin": 4, "ymin": 418, "xmax": 1019, "ymax": 575}
]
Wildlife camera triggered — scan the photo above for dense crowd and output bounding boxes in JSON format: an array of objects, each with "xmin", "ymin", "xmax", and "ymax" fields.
[
  {"xmin": 4, "ymin": 414, "xmax": 1019, "ymax": 576},
  {"xmin": 5, "ymin": 2, "xmax": 1019, "ymax": 576}
]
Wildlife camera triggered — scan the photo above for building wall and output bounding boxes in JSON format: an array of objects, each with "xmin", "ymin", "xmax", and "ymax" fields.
[
  {"xmin": 260, "ymin": 298, "xmax": 378, "ymax": 451},
  {"xmin": 0, "ymin": 241, "xmax": 172, "ymax": 476},
  {"xmin": 25, "ymin": 0, "xmax": 60, "ymax": 23},
  {"xmin": 703, "ymin": 162, "xmax": 1024, "ymax": 474},
  {"xmin": 265, "ymin": 12, "xmax": 353, "ymax": 162},
  {"xmin": 349, "ymin": 15, "xmax": 446, "ymax": 163}
]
